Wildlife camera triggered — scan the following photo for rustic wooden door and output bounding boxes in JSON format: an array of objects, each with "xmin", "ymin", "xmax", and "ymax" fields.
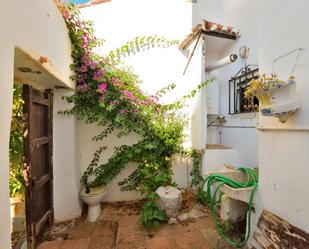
[{"xmin": 23, "ymin": 85, "xmax": 54, "ymax": 249}]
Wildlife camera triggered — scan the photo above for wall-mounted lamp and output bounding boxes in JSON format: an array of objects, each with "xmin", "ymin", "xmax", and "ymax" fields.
[
  {"xmin": 239, "ymin": 45, "xmax": 249, "ymax": 60},
  {"xmin": 17, "ymin": 67, "xmax": 41, "ymax": 74}
]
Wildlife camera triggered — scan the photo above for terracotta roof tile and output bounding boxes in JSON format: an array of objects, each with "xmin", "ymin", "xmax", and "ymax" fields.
[{"xmin": 179, "ymin": 20, "xmax": 240, "ymax": 50}]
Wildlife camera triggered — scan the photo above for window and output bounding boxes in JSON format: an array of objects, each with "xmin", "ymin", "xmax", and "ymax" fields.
[{"xmin": 229, "ymin": 65, "xmax": 259, "ymax": 114}]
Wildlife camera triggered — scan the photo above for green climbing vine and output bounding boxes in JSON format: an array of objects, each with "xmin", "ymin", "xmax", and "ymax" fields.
[
  {"xmin": 9, "ymin": 85, "xmax": 24, "ymax": 197},
  {"xmin": 106, "ymin": 36, "xmax": 179, "ymax": 65},
  {"xmin": 57, "ymin": 2, "xmax": 207, "ymax": 227}
]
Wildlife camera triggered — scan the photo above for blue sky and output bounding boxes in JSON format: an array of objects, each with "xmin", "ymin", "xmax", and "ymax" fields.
[{"xmin": 64, "ymin": 0, "xmax": 91, "ymax": 4}]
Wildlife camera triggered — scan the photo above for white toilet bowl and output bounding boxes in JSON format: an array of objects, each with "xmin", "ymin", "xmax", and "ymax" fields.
[{"xmin": 80, "ymin": 185, "xmax": 107, "ymax": 222}]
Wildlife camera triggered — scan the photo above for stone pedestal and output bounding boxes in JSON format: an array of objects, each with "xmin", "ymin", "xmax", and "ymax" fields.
[
  {"xmin": 220, "ymin": 194, "xmax": 248, "ymax": 222},
  {"xmin": 156, "ymin": 186, "xmax": 182, "ymax": 218}
]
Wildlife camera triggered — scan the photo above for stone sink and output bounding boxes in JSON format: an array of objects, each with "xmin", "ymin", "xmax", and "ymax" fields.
[{"xmin": 204, "ymin": 169, "xmax": 256, "ymax": 204}]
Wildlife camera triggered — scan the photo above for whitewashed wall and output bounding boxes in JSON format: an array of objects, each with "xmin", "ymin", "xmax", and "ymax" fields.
[
  {"xmin": 77, "ymin": 123, "xmax": 143, "ymax": 202},
  {"xmin": 0, "ymin": 37, "xmax": 15, "ymax": 249},
  {"xmin": 194, "ymin": 0, "xmax": 309, "ymax": 248},
  {"xmin": 193, "ymin": 0, "xmax": 259, "ymax": 168},
  {"xmin": 53, "ymin": 90, "xmax": 81, "ymax": 222},
  {"xmin": 0, "ymin": 1, "xmax": 74, "ymax": 247},
  {"xmin": 249, "ymin": 0, "xmax": 309, "ymax": 248},
  {"xmin": 79, "ymin": 0, "xmax": 205, "ymax": 201}
]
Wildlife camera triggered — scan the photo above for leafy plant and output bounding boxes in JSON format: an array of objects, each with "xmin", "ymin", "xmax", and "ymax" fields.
[
  {"xmin": 56, "ymin": 2, "xmax": 211, "ymax": 226},
  {"xmin": 9, "ymin": 85, "xmax": 24, "ymax": 197},
  {"xmin": 106, "ymin": 36, "xmax": 179, "ymax": 65},
  {"xmin": 244, "ymin": 74, "xmax": 296, "ymax": 106},
  {"xmin": 9, "ymin": 166, "xmax": 24, "ymax": 197},
  {"xmin": 196, "ymin": 187, "xmax": 208, "ymax": 205},
  {"xmin": 141, "ymin": 193, "xmax": 168, "ymax": 228},
  {"xmin": 181, "ymin": 148, "xmax": 203, "ymax": 188}
]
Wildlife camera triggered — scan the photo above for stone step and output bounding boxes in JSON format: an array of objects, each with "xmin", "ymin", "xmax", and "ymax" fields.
[{"xmin": 202, "ymin": 144, "xmax": 239, "ymax": 175}]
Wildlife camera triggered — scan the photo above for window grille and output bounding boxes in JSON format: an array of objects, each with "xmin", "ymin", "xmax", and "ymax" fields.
[{"xmin": 229, "ymin": 65, "xmax": 259, "ymax": 114}]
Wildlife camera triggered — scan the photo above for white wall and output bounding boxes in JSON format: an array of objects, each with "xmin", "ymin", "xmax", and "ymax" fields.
[
  {"xmin": 77, "ymin": 123, "xmax": 143, "ymax": 201},
  {"xmin": 193, "ymin": 0, "xmax": 259, "ymax": 168},
  {"xmin": 0, "ymin": 0, "xmax": 73, "ymax": 88},
  {"xmin": 213, "ymin": 0, "xmax": 259, "ymax": 168},
  {"xmin": 53, "ymin": 90, "xmax": 81, "ymax": 221},
  {"xmin": 78, "ymin": 0, "xmax": 206, "ymax": 200},
  {"xmin": 0, "ymin": 37, "xmax": 15, "ymax": 249},
  {"xmin": 0, "ymin": 1, "xmax": 73, "ymax": 247},
  {"xmin": 194, "ymin": 1, "xmax": 309, "ymax": 248},
  {"xmin": 249, "ymin": 0, "xmax": 309, "ymax": 247}
]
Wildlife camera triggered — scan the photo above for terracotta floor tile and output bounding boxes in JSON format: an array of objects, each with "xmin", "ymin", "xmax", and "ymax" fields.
[
  {"xmin": 195, "ymin": 217, "xmax": 215, "ymax": 230},
  {"xmin": 60, "ymin": 238, "xmax": 91, "ymax": 249},
  {"xmin": 38, "ymin": 204, "xmax": 237, "ymax": 249},
  {"xmin": 89, "ymin": 236, "xmax": 115, "ymax": 249},
  {"xmin": 92, "ymin": 222, "xmax": 115, "ymax": 238},
  {"xmin": 118, "ymin": 215, "xmax": 141, "ymax": 228},
  {"xmin": 115, "ymin": 239, "xmax": 146, "ymax": 249},
  {"xmin": 117, "ymin": 216, "xmax": 148, "ymax": 243},
  {"xmin": 174, "ymin": 231, "xmax": 207, "ymax": 249},
  {"xmin": 99, "ymin": 206, "xmax": 121, "ymax": 222},
  {"xmin": 171, "ymin": 222, "xmax": 199, "ymax": 235},
  {"xmin": 144, "ymin": 235, "xmax": 176, "ymax": 249},
  {"xmin": 67, "ymin": 222, "xmax": 95, "ymax": 239},
  {"xmin": 149, "ymin": 225, "xmax": 173, "ymax": 238},
  {"xmin": 37, "ymin": 240, "xmax": 64, "ymax": 249},
  {"xmin": 200, "ymin": 228, "xmax": 235, "ymax": 249},
  {"xmin": 116, "ymin": 229, "xmax": 146, "ymax": 244}
]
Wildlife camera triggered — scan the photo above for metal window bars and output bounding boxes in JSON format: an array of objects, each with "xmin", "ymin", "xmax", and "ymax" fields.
[{"xmin": 229, "ymin": 64, "xmax": 259, "ymax": 114}]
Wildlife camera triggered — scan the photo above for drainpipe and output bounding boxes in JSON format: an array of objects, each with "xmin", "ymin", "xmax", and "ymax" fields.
[{"xmin": 205, "ymin": 54, "xmax": 238, "ymax": 72}]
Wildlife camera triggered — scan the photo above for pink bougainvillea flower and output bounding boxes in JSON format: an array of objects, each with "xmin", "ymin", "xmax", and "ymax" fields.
[
  {"xmin": 97, "ymin": 83, "xmax": 108, "ymax": 101},
  {"xmin": 119, "ymin": 109, "xmax": 128, "ymax": 114},
  {"xmin": 87, "ymin": 60, "xmax": 97, "ymax": 70},
  {"xmin": 81, "ymin": 64, "xmax": 88, "ymax": 73},
  {"xmin": 109, "ymin": 100, "xmax": 120, "ymax": 106},
  {"xmin": 111, "ymin": 77, "xmax": 124, "ymax": 87},
  {"xmin": 122, "ymin": 90, "xmax": 137, "ymax": 101},
  {"xmin": 97, "ymin": 82, "xmax": 107, "ymax": 93},
  {"xmin": 99, "ymin": 95, "xmax": 106, "ymax": 102},
  {"xmin": 77, "ymin": 83, "xmax": 89, "ymax": 93},
  {"xmin": 62, "ymin": 9, "xmax": 71, "ymax": 20},
  {"xmin": 93, "ymin": 69, "xmax": 105, "ymax": 81}
]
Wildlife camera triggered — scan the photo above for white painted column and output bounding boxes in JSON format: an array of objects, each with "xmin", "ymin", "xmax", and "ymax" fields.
[
  {"xmin": 0, "ymin": 37, "xmax": 14, "ymax": 249},
  {"xmin": 53, "ymin": 89, "xmax": 81, "ymax": 222},
  {"xmin": 190, "ymin": 40, "xmax": 206, "ymax": 149}
]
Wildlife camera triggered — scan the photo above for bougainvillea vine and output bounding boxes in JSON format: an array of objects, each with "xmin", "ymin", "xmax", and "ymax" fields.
[{"xmin": 56, "ymin": 1, "xmax": 209, "ymax": 227}]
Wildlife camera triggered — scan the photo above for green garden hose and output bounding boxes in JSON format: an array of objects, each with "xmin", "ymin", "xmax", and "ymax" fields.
[{"xmin": 201, "ymin": 167, "xmax": 258, "ymax": 248}]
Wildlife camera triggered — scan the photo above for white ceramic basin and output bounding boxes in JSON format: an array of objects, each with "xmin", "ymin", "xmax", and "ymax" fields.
[{"xmin": 204, "ymin": 170, "xmax": 256, "ymax": 204}]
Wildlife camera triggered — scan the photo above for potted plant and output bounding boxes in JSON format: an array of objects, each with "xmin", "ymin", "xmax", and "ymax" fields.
[{"xmin": 245, "ymin": 74, "xmax": 300, "ymax": 122}]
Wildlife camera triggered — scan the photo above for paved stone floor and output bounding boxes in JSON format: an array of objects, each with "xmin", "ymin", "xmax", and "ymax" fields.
[{"xmin": 38, "ymin": 204, "xmax": 236, "ymax": 249}]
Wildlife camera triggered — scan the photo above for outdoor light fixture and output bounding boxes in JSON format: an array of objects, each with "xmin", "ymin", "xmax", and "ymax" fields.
[
  {"xmin": 17, "ymin": 67, "xmax": 32, "ymax": 73},
  {"xmin": 17, "ymin": 67, "xmax": 41, "ymax": 74},
  {"xmin": 239, "ymin": 45, "xmax": 249, "ymax": 60}
]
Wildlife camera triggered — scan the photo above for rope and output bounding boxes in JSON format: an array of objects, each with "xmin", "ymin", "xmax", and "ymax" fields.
[{"xmin": 201, "ymin": 167, "xmax": 258, "ymax": 248}]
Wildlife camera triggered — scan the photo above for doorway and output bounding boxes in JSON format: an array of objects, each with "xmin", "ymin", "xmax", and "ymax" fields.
[{"xmin": 10, "ymin": 85, "xmax": 54, "ymax": 249}]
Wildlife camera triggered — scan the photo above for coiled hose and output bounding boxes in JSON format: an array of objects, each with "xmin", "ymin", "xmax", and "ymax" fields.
[{"xmin": 201, "ymin": 167, "xmax": 258, "ymax": 248}]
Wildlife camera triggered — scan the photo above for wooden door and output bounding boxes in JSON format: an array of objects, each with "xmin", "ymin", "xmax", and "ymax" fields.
[{"xmin": 23, "ymin": 85, "xmax": 54, "ymax": 249}]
